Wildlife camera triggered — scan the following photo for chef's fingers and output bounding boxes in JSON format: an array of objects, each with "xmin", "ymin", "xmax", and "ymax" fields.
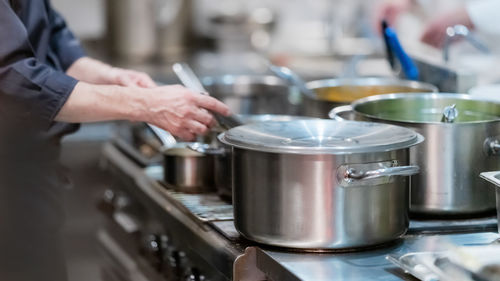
[
  {"xmin": 195, "ymin": 95, "xmax": 231, "ymax": 116},
  {"xmin": 137, "ymin": 73, "xmax": 157, "ymax": 88},
  {"xmin": 192, "ymin": 108, "xmax": 215, "ymax": 127},
  {"xmin": 117, "ymin": 74, "xmax": 139, "ymax": 88},
  {"xmin": 185, "ymin": 120, "xmax": 209, "ymax": 135},
  {"xmin": 176, "ymin": 129, "xmax": 196, "ymax": 141}
]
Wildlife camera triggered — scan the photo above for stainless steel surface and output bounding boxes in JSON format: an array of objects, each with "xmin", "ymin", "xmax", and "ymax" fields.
[
  {"xmin": 480, "ymin": 171, "xmax": 500, "ymax": 233},
  {"xmin": 163, "ymin": 143, "xmax": 215, "ymax": 193},
  {"xmin": 256, "ymin": 233, "xmax": 500, "ymax": 281},
  {"xmin": 220, "ymin": 120, "xmax": 423, "ymax": 249},
  {"xmin": 101, "ymin": 143, "xmax": 241, "ymax": 281},
  {"xmin": 303, "ymin": 77, "xmax": 438, "ymax": 118},
  {"xmin": 219, "ymin": 120, "xmax": 423, "ymax": 154},
  {"xmin": 201, "ymin": 75, "xmax": 301, "ymax": 116},
  {"xmin": 330, "ymin": 93, "xmax": 500, "ymax": 215},
  {"xmin": 214, "ymin": 115, "xmax": 317, "ymax": 203},
  {"xmin": 443, "ymin": 25, "xmax": 490, "ymax": 62},
  {"xmin": 267, "ymin": 63, "xmax": 316, "ymax": 96},
  {"xmin": 172, "ymin": 62, "xmax": 244, "ymax": 129}
]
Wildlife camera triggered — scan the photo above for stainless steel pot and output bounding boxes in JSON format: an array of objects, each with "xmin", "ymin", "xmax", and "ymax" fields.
[
  {"xmin": 304, "ymin": 77, "xmax": 437, "ymax": 118},
  {"xmin": 162, "ymin": 143, "xmax": 215, "ymax": 193},
  {"xmin": 219, "ymin": 120, "xmax": 423, "ymax": 249},
  {"xmin": 330, "ymin": 93, "xmax": 500, "ymax": 216},
  {"xmin": 479, "ymin": 172, "xmax": 500, "ymax": 232},
  {"xmin": 202, "ymin": 75, "xmax": 301, "ymax": 115}
]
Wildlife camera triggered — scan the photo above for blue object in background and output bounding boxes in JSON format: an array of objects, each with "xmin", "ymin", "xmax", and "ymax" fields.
[{"xmin": 384, "ymin": 27, "xmax": 420, "ymax": 81}]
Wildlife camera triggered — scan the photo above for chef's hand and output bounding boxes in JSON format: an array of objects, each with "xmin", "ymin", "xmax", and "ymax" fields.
[
  {"xmin": 143, "ymin": 85, "xmax": 229, "ymax": 140},
  {"xmin": 67, "ymin": 57, "xmax": 156, "ymax": 88},
  {"xmin": 420, "ymin": 6, "xmax": 473, "ymax": 48},
  {"xmin": 56, "ymin": 82, "xmax": 231, "ymax": 141}
]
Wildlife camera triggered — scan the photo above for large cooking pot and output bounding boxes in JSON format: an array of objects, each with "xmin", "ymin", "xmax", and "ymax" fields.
[
  {"xmin": 330, "ymin": 93, "xmax": 500, "ymax": 216},
  {"xmin": 219, "ymin": 120, "xmax": 423, "ymax": 249},
  {"xmin": 202, "ymin": 75, "xmax": 301, "ymax": 115},
  {"xmin": 304, "ymin": 77, "xmax": 437, "ymax": 118}
]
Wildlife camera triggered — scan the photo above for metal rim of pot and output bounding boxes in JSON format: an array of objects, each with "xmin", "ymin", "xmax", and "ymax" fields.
[
  {"xmin": 218, "ymin": 119, "xmax": 424, "ymax": 155},
  {"xmin": 304, "ymin": 77, "xmax": 438, "ymax": 101},
  {"xmin": 202, "ymin": 75, "xmax": 290, "ymax": 92},
  {"xmin": 329, "ymin": 92, "xmax": 500, "ymax": 125}
]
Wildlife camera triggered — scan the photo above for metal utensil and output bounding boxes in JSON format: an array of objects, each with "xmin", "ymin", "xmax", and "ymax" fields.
[
  {"xmin": 172, "ymin": 63, "xmax": 244, "ymax": 129},
  {"xmin": 267, "ymin": 62, "xmax": 316, "ymax": 96},
  {"xmin": 146, "ymin": 123, "xmax": 177, "ymax": 148}
]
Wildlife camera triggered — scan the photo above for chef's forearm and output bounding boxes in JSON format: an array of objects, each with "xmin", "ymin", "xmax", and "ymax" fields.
[
  {"xmin": 66, "ymin": 57, "xmax": 115, "ymax": 85},
  {"xmin": 54, "ymin": 81, "xmax": 146, "ymax": 123}
]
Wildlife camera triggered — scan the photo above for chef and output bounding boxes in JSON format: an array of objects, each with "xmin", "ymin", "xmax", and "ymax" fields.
[
  {"xmin": 0, "ymin": 1, "xmax": 230, "ymax": 281},
  {"xmin": 376, "ymin": 0, "xmax": 500, "ymax": 50}
]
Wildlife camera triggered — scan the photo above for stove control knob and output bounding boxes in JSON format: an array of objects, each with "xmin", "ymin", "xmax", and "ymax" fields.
[
  {"xmin": 184, "ymin": 268, "xmax": 208, "ymax": 281},
  {"xmin": 97, "ymin": 189, "xmax": 116, "ymax": 214},
  {"xmin": 141, "ymin": 234, "xmax": 162, "ymax": 271}
]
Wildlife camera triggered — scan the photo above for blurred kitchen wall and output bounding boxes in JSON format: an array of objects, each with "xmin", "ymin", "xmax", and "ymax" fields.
[{"xmin": 51, "ymin": 0, "xmax": 105, "ymax": 40}]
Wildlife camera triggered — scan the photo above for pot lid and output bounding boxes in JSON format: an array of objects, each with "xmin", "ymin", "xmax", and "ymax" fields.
[{"xmin": 218, "ymin": 120, "xmax": 423, "ymax": 154}]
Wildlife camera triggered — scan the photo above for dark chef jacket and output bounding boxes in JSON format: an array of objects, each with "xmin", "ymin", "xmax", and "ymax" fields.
[
  {"xmin": 0, "ymin": 1, "xmax": 85, "ymax": 281},
  {"xmin": 0, "ymin": 0, "xmax": 84, "ymax": 139}
]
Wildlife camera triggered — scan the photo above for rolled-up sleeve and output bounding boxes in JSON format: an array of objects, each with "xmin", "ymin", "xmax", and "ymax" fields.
[
  {"xmin": 0, "ymin": 0, "xmax": 78, "ymax": 124},
  {"xmin": 47, "ymin": 6, "xmax": 86, "ymax": 71}
]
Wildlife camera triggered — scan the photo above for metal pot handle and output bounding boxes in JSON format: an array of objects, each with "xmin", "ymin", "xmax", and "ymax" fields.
[
  {"xmin": 328, "ymin": 105, "xmax": 353, "ymax": 121},
  {"xmin": 343, "ymin": 165, "xmax": 420, "ymax": 181},
  {"xmin": 484, "ymin": 137, "xmax": 500, "ymax": 156}
]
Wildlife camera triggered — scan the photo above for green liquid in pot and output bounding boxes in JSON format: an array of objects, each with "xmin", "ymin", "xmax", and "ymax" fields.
[{"xmin": 356, "ymin": 97, "xmax": 500, "ymax": 123}]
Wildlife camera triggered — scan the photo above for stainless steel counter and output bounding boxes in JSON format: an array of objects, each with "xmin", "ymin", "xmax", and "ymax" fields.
[
  {"xmin": 257, "ymin": 233, "xmax": 500, "ymax": 281},
  {"xmin": 101, "ymin": 140, "xmax": 500, "ymax": 281}
]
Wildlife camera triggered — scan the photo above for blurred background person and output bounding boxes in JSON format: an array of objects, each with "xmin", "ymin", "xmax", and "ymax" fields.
[{"xmin": 375, "ymin": 0, "xmax": 500, "ymax": 51}]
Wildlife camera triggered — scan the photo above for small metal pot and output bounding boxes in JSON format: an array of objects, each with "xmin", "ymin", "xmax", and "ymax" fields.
[
  {"xmin": 162, "ymin": 143, "xmax": 216, "ymax": 193},
  {"xmin": 304, "ymin": 77, "xmax": 437, "ymax": 118},
  {"xmin": 202, "ymin": 75, "xmax": 301, "ymax": 115},
  {"xmin": 330, "ymin": 93, "xmax": 500, "ymax": 216},
  {"xmin": 219, "ymin": 120, "xmax": 423, "ymax": 249}
]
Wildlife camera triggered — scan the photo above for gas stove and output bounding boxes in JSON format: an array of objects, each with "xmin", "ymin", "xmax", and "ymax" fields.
[{"xmin": 98, "ymin": 131, "xmax": 500, "ymax": 281}]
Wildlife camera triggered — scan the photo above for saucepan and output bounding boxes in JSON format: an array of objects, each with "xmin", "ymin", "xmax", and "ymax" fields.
[
  {"xmin": 303, "ymin": 77, "xmax": 437, "ymax": 118},
  {"xmin": 219, "ymin": 119, "xmax": 423, "ymax": 249},
  {"xmin": 330, "ymin": 93, "xmax": 500, "ymax": 216},
  {"xmin": 147, "ymin": 124, "xmax": 216, "ymax": 193}
]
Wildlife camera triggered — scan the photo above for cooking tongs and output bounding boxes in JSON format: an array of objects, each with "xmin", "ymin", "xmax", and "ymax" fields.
[{"xmin": 172, "ymin": 63, "xmax": 243, "ymax": 130}]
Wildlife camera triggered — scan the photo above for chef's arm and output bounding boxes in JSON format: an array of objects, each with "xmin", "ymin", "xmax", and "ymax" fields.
[
  {"xmin": 55, "ymin": 82, "xmax": 229, "ymax": 140},
  {"xmin": 0, "ymin": 0, "xmax": 229, "ymax": 140},
  {"xmin": 66, "ymin": 57, "xmax": 156, "ymax": 88}
]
